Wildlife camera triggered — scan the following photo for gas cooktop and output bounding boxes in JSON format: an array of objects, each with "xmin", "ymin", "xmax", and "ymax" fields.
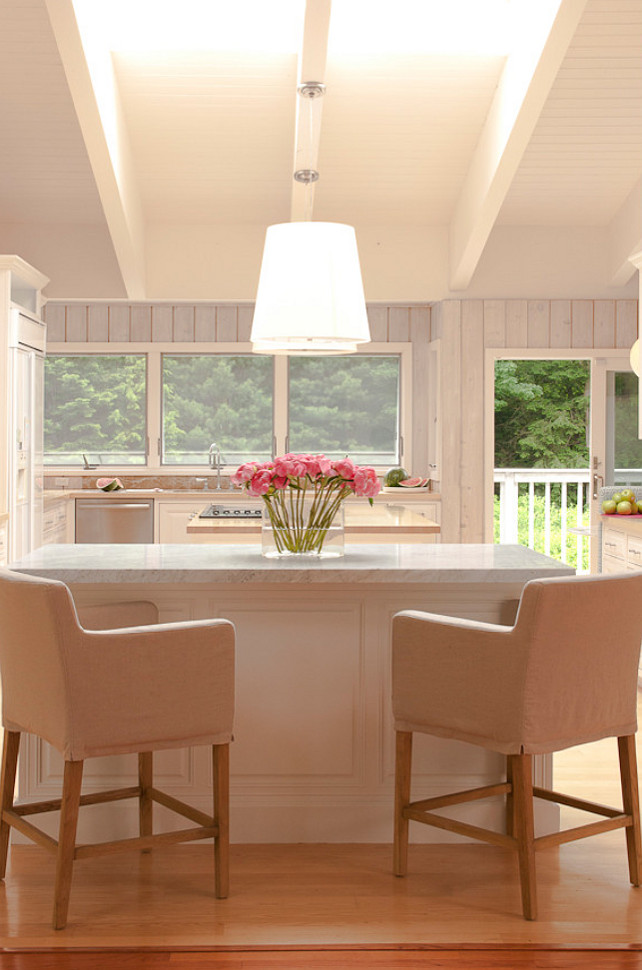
[{"xmin": 199, "ymin": 504, "xmax": 262, "ymax": 519}]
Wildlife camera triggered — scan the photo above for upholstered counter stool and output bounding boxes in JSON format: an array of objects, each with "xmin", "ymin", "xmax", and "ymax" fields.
[
  {"xmin": 0, "ymin": 570, "xmax": 235, "ymax": 929},
  {"xmin": 392, "ymin": 572, "xmax": 642, "ymax": 920}
]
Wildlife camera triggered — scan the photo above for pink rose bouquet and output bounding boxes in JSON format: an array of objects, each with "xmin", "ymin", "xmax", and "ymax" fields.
[{"xmin": 231, "ymin": 453, "xmax": 381, "ymax": 554}]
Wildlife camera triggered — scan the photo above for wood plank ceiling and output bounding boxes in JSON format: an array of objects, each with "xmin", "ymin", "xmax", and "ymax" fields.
[{"xmin": 0, "ymin": 0, "xmax": 641, "ymax": 300}]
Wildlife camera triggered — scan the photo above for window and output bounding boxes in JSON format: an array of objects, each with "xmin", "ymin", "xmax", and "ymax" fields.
[
  {"xmin": 162, "ymin": 354, "xmax": 273, "ymax": 465},
  {"xmin": 288, "ymin": 355, "xmax": 401, "ymax": 464},
  {"xmin": 44, "ymin": 355, "xmax": 146, "ymax": 465},
  {"xmin": 44, "ymin": 345, "xmax": 409, "ymax": 470}
]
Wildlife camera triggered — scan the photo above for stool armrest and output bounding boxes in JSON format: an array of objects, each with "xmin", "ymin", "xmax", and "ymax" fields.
[
  {"xmin": 392, "ymin": 611, "xmax": 526, "ymax": 752},
  {"xmin": 59, "ymin": 619, "xmax": 235, "ymax": 760}
]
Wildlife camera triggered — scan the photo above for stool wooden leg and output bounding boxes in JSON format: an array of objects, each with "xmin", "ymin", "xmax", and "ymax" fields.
[
  {"xmin": 138, "ymin": 751, "xmax": 153, "ymax": 851},
  {"xmin": 53, "ymin": 760, "xmax": 83, "ymax": 930},
  {"xmin": 0, "ymin": 731, "xmax": 20, "ymax": 880},
  {"xmin": 505, "ymin": 755, "xmax": 517, "ymax": 838},
  {"xmin": 213, "ymin": 743, "xmax": 229, "ymax": 899},
  {"xmin": 510, "ymin": 753, "xmax": 537, "ymax": 920},
  {"xmin": 394, "ymin": 731, "xmax": 413, "ymax": 877},
  {"xmin": 618, "ymin": 734, "xmax": 642, "ymax": 887}
]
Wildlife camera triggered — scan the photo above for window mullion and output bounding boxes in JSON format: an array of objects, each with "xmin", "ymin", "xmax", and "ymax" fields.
[
  {"xmin": 273, "ymin": 355, "xmax": 288, "ymax": 456},
  {"xmin": 147, "ymin": 350, "xmax": 161, "ymax": 468}
]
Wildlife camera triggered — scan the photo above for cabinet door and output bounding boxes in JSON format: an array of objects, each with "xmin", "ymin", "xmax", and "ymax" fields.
[
  {"xmin": 156, "ymin": 501, "xmax": 257, "ymax": 544},
  {"xmin": 157, "ymin": 502, "xmax": 214, "ymax": 543}
]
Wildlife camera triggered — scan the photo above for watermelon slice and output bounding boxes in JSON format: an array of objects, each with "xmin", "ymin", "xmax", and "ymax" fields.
[
  {"xmin": 96, "ymin": 477, "xmax": 124, "ymax": 491},
  {"xmin": 398, "ymin": 477, "xmax": 426, "ymax": 488}
]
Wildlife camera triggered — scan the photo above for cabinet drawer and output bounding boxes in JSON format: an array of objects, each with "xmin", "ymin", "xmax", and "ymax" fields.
[
  {"xmin": 627, "ymin": 535, "xmax": 642, "ymax": 570},
  {"xmin": 601, "ymin": 553, "xmax": 630, "ymax": 575},
  {"xmin": 602, "ymin": 529, "xmax": 627, "ymax": 561}
]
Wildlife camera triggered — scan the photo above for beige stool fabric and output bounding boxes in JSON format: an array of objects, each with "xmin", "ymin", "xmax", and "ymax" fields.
[
  {"xmin": 76, "ymin": 600, "xmax": 160, "ymax": 630},
  {"xmin": 392, "ymin": 572, "xmax": 642, "ymax": 920},
  {"xmin": 0, "ymin": 569, "xmax": 235, "ymax": 929}
]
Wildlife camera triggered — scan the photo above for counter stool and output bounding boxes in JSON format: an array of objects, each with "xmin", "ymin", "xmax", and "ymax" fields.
[
  {"xmin": 0, "ymin": 569, "xmax": 235, "ymax": 929},
  {"xmin": 392, "ymin": 572, "xmax": 642, "ymax": 920}
]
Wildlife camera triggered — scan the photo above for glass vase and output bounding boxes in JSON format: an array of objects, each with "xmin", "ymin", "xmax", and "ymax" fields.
[{"xmin": 261, "ymin": 497, "xmax": 345, "ymax": 559}]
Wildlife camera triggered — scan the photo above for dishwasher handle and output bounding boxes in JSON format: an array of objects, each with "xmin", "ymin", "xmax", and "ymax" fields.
[{"xmin": 76, "ymin": 501, "xmax": 153, "ymax": 510}]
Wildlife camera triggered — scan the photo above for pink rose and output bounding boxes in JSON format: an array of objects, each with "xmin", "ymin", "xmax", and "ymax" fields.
[
  {"xmin": 332, "ymin": 458, "xmax": 356, "ymax": 480},
  {"xmin": 352, "ymin": 466, "xmax": 381, "ymax": 498},
  {"xmin": 302, "ymin": 456, "xmax": 323, "ymax": 480},
  {"xmin": 230, "ymin": 462, "xmax": 260, "ymax": 487},
  {"xmin": 315, "ymin": 455, "xmax": 333, "ymax": 476},
  {"xmin": 247, "ymin": 469, "xmax": 273, "ymax": 496}
]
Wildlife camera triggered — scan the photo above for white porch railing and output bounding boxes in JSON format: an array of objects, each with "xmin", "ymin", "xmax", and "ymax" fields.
[{"xmin": 494, "ymin": 468, "xmax": 591, "ymax": 573}]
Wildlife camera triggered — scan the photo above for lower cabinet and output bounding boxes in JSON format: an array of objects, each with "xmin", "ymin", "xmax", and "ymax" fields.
[
  {"xmin": 156, "ymin": 500, "xmax": 256, "ymax": 544},
  {"xmin": 601, "ymin": 517, "xmax": 642, "ymax": 685},
  {"xmin": 41, "ymin": 498, "xmax": 71, "ymax": 545},
  {"xmin": 601, "ymin": 517, "xmax": 642, "ymax": 574}
]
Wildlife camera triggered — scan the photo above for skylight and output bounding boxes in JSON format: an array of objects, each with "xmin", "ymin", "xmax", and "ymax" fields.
[
  {"xmin": 328, "ymin": 0, "xmax": 515, "ymax": 56},
  {"xmin": 72, "ymin": 0, "xmax": 306, "ymax": 53},
  {"xmin": 71, "ymin": 0, "xmax": 516, "ymax": 57}
]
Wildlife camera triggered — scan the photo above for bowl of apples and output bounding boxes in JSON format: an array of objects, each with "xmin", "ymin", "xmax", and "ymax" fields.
[{"xmin": 601, "ymin": 487, "xmax": 642, "ymax": 516}]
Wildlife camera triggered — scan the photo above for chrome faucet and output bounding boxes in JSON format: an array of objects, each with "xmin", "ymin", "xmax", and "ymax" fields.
[{"xmin": 208, "ymin": 442, "xmax": 223, "ymax": 490}]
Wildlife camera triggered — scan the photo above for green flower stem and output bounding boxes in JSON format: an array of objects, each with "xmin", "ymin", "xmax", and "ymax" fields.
[{"xmin": 262, "ymin": 477, "xmax": 347, "ymax": 554}]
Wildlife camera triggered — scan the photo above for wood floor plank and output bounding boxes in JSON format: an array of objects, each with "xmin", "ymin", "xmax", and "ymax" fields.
[{"xmin": 1, "ymin": 947, "xmax": 642, "ymax": 970}]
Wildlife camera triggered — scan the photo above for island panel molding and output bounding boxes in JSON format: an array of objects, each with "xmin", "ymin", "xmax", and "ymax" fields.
[{"xmin": 11, "ymin": 542, "xmax": 573, "ymax": 844}]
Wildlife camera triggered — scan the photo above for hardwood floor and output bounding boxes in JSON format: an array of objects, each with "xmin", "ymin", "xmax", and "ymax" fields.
[{"xmin": 1, "ymin": 839, "xmax": 642, "ymax": 949}]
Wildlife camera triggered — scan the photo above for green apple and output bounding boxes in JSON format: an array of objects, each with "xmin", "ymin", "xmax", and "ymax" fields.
[
  {"xmin": 612, "ymin": 492, "xmax": 623, "ymax": 505},
  {"xmin": 620, "ymin": 488, "xmax": 636, "ymax": 503},
  {"xmin": 601, "ymin": 499, "xmax": 617, "ymax": 514},
  {"xmin": 617, "ymin": 500, "xmax": 634, "ymax": 515}
]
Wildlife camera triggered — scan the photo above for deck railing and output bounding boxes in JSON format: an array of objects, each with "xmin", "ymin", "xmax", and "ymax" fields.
[{"xmin": 494, "ymin": 468, "xmax": 591, "ymax": 572}]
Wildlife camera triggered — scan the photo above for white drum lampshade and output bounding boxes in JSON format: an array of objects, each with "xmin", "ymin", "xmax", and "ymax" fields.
[{"xmin": 250, "ymin": 222, "xmax": 371, "ymax": 355}]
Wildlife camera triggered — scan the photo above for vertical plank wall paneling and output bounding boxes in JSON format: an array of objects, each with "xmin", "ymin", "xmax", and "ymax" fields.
[
  {"xmin": 409, "ymin": 306, "xmax": 431, "ymax": 477},
  {"xmin": 436, "ymin": 301, "xmax": 462, "ymax": 543},
  {"xmin": 505, "ymin": 300, "xmax": 528, "ymax": 347},
  {"xmin": 459, "ymin": 301, "xmax": 485, "ymax": 543}
]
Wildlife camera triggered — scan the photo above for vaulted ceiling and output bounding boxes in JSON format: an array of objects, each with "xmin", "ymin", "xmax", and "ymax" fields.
[{"xmin": 1, "ymin": 0, "xmax": 641, "ymax": 301}]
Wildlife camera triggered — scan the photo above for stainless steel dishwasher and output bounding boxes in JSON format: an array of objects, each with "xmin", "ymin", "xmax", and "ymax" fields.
[{"xmin": 75, "ymin": 498, "xmax": 154, "ymax": 543}]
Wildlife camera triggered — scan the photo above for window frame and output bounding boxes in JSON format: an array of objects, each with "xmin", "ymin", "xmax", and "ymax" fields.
[
  {"xmin": 43, "ymin": 350, "xmax": 149, "ymax": 467},
  {"xmin": 45, "ymin": 342, "xmax": 413, "ymax": 474}
]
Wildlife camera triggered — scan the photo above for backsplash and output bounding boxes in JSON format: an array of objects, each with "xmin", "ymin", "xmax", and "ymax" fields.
[{"xmin": 43, "ymin": 473, "xmax": 230, "ymax": 490}]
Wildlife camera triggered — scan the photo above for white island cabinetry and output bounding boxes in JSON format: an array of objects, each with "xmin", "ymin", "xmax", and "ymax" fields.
[{"xmin": 12, "ymin": 542, "xmax": 571, "ymax": 846}]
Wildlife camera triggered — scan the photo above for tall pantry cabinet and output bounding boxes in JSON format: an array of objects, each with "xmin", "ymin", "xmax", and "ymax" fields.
[{"xmin": 0, "ymin": 256, "xmax": 49, "ymax": 566}]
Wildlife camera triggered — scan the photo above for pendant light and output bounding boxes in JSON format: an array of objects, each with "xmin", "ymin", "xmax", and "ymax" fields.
[{"xmin": 251, "ymin": 82, "xmax": 370, "ymax": 355}]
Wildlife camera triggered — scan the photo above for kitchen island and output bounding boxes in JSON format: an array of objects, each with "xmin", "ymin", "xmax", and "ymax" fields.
[{"xmin": 10, "ymin": 542, "xmax": 573, "ymax": 844}]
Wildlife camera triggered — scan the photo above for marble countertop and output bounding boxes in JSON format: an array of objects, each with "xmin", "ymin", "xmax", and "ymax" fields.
[{"xmin": 10, "ymin": 543, "xmax": 575, "ymax": 585}]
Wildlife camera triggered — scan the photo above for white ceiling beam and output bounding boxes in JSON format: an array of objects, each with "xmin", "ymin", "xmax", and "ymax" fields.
[
  {"xmin": 448, "ymin": 0, "xmax": 588, "ymax": 292},
  {"xmin": 44, "ymin": 0, "xmax": 147, "ymax": 299},
  {"xmin": 290, "ymin": 0, "xmax": 332, "ymax": 222},
  {"xmin": 608, "ymin": 176, "xmax": 642, "ymax": 288}
]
